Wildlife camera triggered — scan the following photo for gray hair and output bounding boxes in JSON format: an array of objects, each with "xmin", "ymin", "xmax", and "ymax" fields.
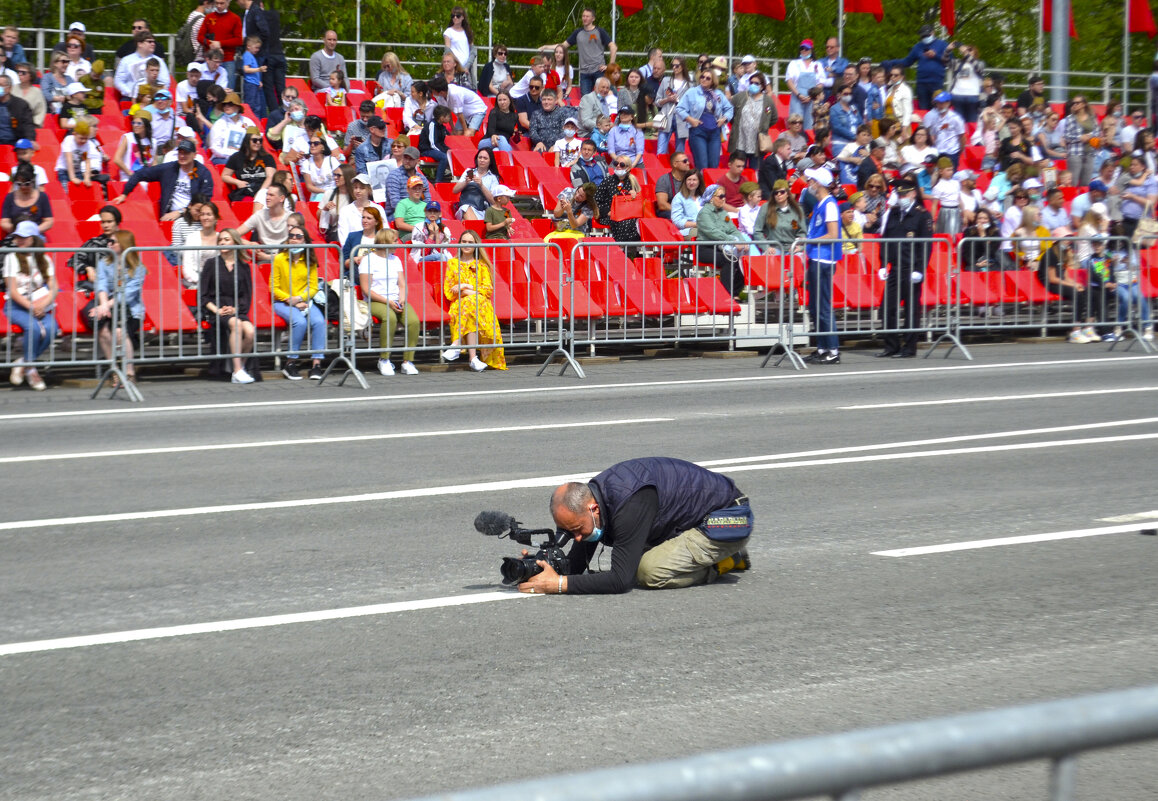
[{"xmin": 550, "ymin": 482, "xmax": 593, "ymax": 517}]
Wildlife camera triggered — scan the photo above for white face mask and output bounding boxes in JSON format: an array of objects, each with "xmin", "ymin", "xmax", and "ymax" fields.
[
  {"xmin": 614, "ymin": 168, "xmax": 628, "ymax": 177},
  {"xmin": 899, "ymin": 197, "xmax": 916, "ymax": 212},
  {"xmin": 564, "ymin": 128, "xmax": 576, "ymax": 138}
]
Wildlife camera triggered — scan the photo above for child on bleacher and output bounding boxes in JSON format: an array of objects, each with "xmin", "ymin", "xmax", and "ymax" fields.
[
  {"xmin": 323, "ymin": 69, "xmax": 349, "ymax": 106},
  {"xmin": 78, "ymin": 59, "xmax": 106, "ymax": 115},
  {"xmin": 54, "ymin": 118, "xmax": 110, "ymax": 197},
  {"xmin": 410, "ymin": 202, "xmax": 453, "ymax": 263},
  {"xmin": 241, "ymin": 35, "xmax": 267, "ymax": 120},
  {"xmin": 589, "ymin": 115, "xmax": 612, "ymax": 154},
  {"xmin": 176, "ymin": 63, "xmax": 201, "ymax": 117},
  {"xmin": 551, "ymin": 118, "xmax": 583, "ymax": 169},
  {"xmin": 4, "ymin": 139, "xmax": 49, "ymax": 187},
  {"xmin": 484, "ymin": 186, "xmax": 515, "ymax": 239},
  {"xmin": 57, "ymin": 82, "xmax": 89, "ymax": 129}
]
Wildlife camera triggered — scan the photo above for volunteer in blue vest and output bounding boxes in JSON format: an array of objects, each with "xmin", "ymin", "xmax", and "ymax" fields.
[
  {"xmin": 803, "ymin": 166, "xmax": 843, "ymax": 365},
  {"xmin": 518, "ymin": 457, "xmax": 753, "ymax": 594}
]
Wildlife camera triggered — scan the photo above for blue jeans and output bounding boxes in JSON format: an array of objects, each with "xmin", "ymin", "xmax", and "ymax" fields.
[
  {"xmin": 688, "ymin": 125, "xmax": 722, "ymax": 170},
  {"xmin": 479, "ymin": 135, "xmax": 513, "ymax": 152},
  {"xmin": 244, "ymin": 81, "xmax": 267, "ymax": 120},
  {"xmin": 915, "ymin": 82, "xmax": 938, "ymax": 111},
  {"xmin": 422, "ymin": 148, "xmax": 450, "ymax": 182},
  {"xmin": 656, "ymin": 131, "xmax": 686, "ymax": 157},
  {"xmin": 806, "ymin": 258, "xmax": 838, "ymax": 351},
  {"xmin": 952, "ymin": 95, "xmax": 980, "ymax": 124},
  {"xmin": 6, "ymin": 301, "xmax": 59, "ymax": 362},
  {"xmin": 274, "ymin": 301, "xmax": 326, "ymax": 359},
  {"xmin": 1116, "ymin": 283, "xmax": 1152, "ymax": 324},
  {"xmin": 580, "ymin": 72, "xmax": 600, "ymax": 96}
]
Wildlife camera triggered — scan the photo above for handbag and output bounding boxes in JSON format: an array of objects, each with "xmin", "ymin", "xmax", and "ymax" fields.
[
  {"xmin": 329, "ymin": 277, "xmax": 370, "ymax": 334},
  {"xmin": 758, "ymin": 131, "xmax": 775, "ymax": 153},
  {"xmin": 1132, "ymin": 199, "xmax": 1158, "ymax": 247},
  {"xmin": 610, "ymin": 194, "xmax": 645, "ymax": 221}
]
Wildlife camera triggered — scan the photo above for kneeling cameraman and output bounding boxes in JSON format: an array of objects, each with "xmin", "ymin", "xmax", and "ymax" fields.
[{"xmin": 519, "ymin": 457, "xmax": 753, "ymax": 595}]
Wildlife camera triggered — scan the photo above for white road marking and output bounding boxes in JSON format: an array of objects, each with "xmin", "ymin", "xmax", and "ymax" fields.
[
  {"xmin": 4, "ymin": 429, "xmax": 1158, "ymax": 533},
  {"xmin": 872, "ymin": 523, "xmax": 1148, "ymax": 557},
  {"xmin": 1099, "ymin": 510, "xmax": 1158, "ymax": 523},
  {"xmin": 0, "ymin": 354, "xmax": 1152, "ymax": 422},
  {"xmin": 698, "ymin": 416, "xmax": 1158, "ymax": 467},
  {"xmin": 840, "ymin": 386, "xmax": 1158, "ymax": 410},
  {"xmin": 0, "ymin": 417, "xmax": 673, "ymax": 465},
  {"xmin": 0, "ymin": 591, "xmax": 537, "ymax": 657}
]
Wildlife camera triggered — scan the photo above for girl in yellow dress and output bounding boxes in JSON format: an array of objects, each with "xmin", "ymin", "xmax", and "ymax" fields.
[{"xmin": 442, "ymin": 231, "xmax": 507, "ymax": 371}]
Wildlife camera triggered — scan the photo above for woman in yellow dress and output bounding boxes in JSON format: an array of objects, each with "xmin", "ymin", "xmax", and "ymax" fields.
[{"xmin": 441, "ymin": 231, "xmax": 506, "ymax": 371}]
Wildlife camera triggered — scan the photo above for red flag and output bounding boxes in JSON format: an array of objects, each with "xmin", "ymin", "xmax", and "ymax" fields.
[
  {"xmin": 616, "ymin": 0, "xmax": 643, "ymax": 17},
  {"xmin": 734, "ymin": 0, "xmax": 787, "ymax": 20},
  {"xmin": 941, "ymin": 0, "xmax": 955, "ymax": 35},
  {"xmin": 1129, "ymin": 0, "xmax": 1158, "ymax": 37},
  {"xmin": 1042, "ymin": 0, "xmax": 1078, "ymax": 38},
  {"xmin": 844, "ymin": 0, "xmax": 883, "ymax": 23}
]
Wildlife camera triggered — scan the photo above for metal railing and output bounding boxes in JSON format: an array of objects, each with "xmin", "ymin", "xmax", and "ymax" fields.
[
  {"xmin": 15, "ymin": 27, "xmax": 1152, "ymax": 111},
  {"xmin": 398, "ymin": 684, "xmax": 1158, "ymax": 801}
]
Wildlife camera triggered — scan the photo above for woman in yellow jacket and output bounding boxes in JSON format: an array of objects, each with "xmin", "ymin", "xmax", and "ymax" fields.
[
  {"xmin": 441, "ymin": 231, "xmax": 506, "ymax": 371},
  {"xmin": 270, "ymin": 224, "xmax": 327, "ymax": 380}
]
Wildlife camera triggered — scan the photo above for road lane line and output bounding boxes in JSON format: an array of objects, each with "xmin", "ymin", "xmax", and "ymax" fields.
[
  {"xmin": 1099, "ymin": 510, "xmax": 1158, "ymax": 523},
  {"xmin": 872, "ymin": 523, "xmax": 1147, "ymax": 557},
  {"xmin": 0, "ymin": 591, "xmax": 538, "ymax": 657},
  {"xmin": 4, "ymin": 430, "xmax": 1158, "ymax": 532},
  {"xmin": 0, "ymin": 417, "xmax": 673, "ymax": 465},
  {"xmin": 0, "ymin": 354, "xmax": 1153, "ymax": 422},
  {"xmin": 698, "ymin": 416, "xmax": 1158, "ymax": 467},
  {"xmin": 840, "ymin": 386, "xmax": 1158, "ymax": 410}
]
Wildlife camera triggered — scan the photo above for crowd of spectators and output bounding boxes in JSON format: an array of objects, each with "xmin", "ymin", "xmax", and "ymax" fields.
[{"xmin": 1, "ymin": 7, "xmax": 1157, "ymax": 387}]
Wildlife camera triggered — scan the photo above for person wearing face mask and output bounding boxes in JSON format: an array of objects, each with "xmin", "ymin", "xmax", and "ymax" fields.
[
  {"xmin": 594, "ymin": 156, "xmax": 642, "ymax": 246},
  {"xmin": 876, "ymin": 174, "xmax": 934, "ymax": 358},
  {"xmin": 829, "ymin": 85, "xmax": 862, "ymax": 152},
  {"xmin": 729, "ymin": 73, "xmax": 777, "ymax": 169},
  {"xmin": 606, "ymin": 106, "xmax": 645, "ymax": 170},
  {"xmin": 550, "ymin": 118, "xmax": 583, "ymax": 169},
  {"xmin": 570, "ymin": 138, "xmax": 608, "ymax": 186},
  {"xmin": 208, "ymin": 92, "xmax": 255, "ymax": 163},
  {"xmin": 267, "ymin": 97, "xmax": 304, "ymax": 149},
  {"xmin": 675, "ymin": 69, "xmax": 733, "ymax": 170},
  {"xmin": 884, "ymin": 24, "xmax": 948, "ymax": 111},
  {"xmin": 518, "ymin": 458, "xmax": 752, "ymax": 595},
  {"xmin": 785, "ymin": 40, "xmax": 826, "ymax": 131}
]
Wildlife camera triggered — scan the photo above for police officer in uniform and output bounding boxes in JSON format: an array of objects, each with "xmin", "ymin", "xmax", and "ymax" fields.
[
  {"xmin": 518, "ymin": 457, "xmax": 753, "ymax": 595},
  {"xmin": 877, "ymin": 174, "xmax": 933, "ymax": 358}
]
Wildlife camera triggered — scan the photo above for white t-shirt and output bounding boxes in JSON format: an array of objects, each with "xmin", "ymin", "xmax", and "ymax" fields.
[
  {"xmin": 443, "ymin": 27, "xmax": 471, "ymax": 69},
  {"xmin": 171, "ymin": 169, "xmax": 193, "ymax": 212},
  {"xmin": 445, "ymin": 84, "xmax": 487, "ymax": 118},
  {"xmin": 337, "ymin": 201, "xmax": 387, "ymax": 246},
  {"xmin": 301, "ymin": 155, "xmax": 342, "ymax": 195},
  {"xmin": 54, "ymin": 136, "xmax": 102, "ymax": 174},
  {"xmin": 2, "ymin": 253, "xmax": 53, "ymax": 299},
  {"xmin": 194, "ymin": 63, "xmax": 231, "ymax": 88},
  {"xmin": 2, "ymin": 164, "xmax": 49, "ymax": 186},
  {"xmin": 365, "ymin": 251, "xmax": 404, "ymax": 301},
  {"xmin": 929, "ymin": 178, "xmax": 962, "ymax": 208},
  {"xmin": 551, "ymin": 137, "xmax": 583, "ymax": 163},
  {"xmin": 175, "ymin": 79, "xmax": 199, "ymax": 109},
  {"xmin": 738, "ymin": 202, "xmax": 763, "ymax": 237},
  {"xmin": 900, "ymin": 144, "xmax": 938, "ymax": 166}
]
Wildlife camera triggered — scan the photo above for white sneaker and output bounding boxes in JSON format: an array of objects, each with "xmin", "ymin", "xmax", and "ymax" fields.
[
  {"xmin": 26, "ymin": 369, "xmax": 46, "ymax": 391},
  {"xmin": 1068, "ymin": 329, "xmax": 1091, "ymax": 344},
  {"xmin": 1081, "ymin": 326, "xmax": 1099, "ymax": 341},
  {"xmin": 469, "ymin": 357, "xmax": 487, "ymax": 372},
  {"xmin": 378, "ymin": 359, "xmax": 395, "ymax": 376},
  {"xmin": 1144, "ymin": 326, "xmax": 1155, "ymax": 342},
  {"xmin": 400, "ymin": 361, "xmax": 418, "ymax": 375},
  {"xmin": 231, "ymin": 369, "xmax": 256, "ymax": 384},
  {"xmin": 9, "ymin": 358, "xmax": 24, "ymax": 386},
  {"xmin": 442, "ymin": 347, "xmax": 461, "ymax": 361}
]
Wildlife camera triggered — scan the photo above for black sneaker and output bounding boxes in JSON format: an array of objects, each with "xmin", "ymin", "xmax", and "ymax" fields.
[
  {"xmin": 282, "ymin": 359, "xmax": 302, "ymax": 380},
  {"xmin": 803, "ymin": 350, "xmax": 824, "ymax": 363},
  {"xmin": 308, "ymin": 364, "xmax": 324, "ymax": 380},
  {"xmin": 818, "ymin": 351, "xmax": 841, "ymax": 365}
]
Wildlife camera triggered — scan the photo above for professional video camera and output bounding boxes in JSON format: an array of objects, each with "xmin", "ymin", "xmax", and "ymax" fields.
[{"xmin": 474, "ymin": 511, "xmax": 573, "ymax": 585}]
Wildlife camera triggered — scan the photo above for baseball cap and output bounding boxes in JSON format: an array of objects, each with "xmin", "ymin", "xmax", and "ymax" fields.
[
  {"xmin": 177, "ymin": 125, "xmax": 196, "ymax": 138},
  {"xmin": 407, "ymin": 175, "xmax": 425, "ymax": 188},
  {"xmin": 14, "ymin": 221, "xmax": 40, "ymax": 238},
  {"xmin": 65, "ymin": 81, "xmax": 87, "ymax": 95},
  {"xmin": 953, "ymin": 170, "xmax": 976, "ymax": 181},
  {"xmin": 494, "ymin": 185, "xmax": 516, "ymax": 198},
  {"xmin": 804, "ymin": 167, "xmax": 833, "ymax": 185},
  {"xmin": 935, "ymin": 91, "xmax": 952, "ymax": 103},
  {"xmin": 563, "ymin": 117, "xmax": 579, "ymax": 128},
  {"xmin": 618, "ymin": 106, "xmax": 635, "ymax": 117},
  {"xmin": 154, "ymin": 89, "xmax": 172, "ymax": 100},
  {"xmin": 923, "ymin": 153, "xmax": 939, "ymax": 164},
  {"xmin": 799, "ymin": 39, "xmax": 814, "ymax": 50},
  {"xmin": 1088, "ymin": 179, "xmax": 1108, "ymax": 193},
  {"xmin": 425, "ymin": 201, "xmax": 442, "ymax": 213},
  {"xmin": 68, "ymin": 21, "xmax": 86, "ymax": 32},
  {"xmin": 14, "ymin": 138, "xmax": 33, "ymax": 150},
  {"xmin": 187, "ymin": 62, "xmax": 202, "ymax": 73},
  {"xmin": 741, "ymin": 54, "xmax": 756, "ymax": 64},
  {"xmin": 351, "ymin": 173, "xmax": 372, "ymax": 185},
  {"xmin": 367, "ymin": 116, "xmax": 386, "ymax": 130},
  {"xmin": 839, "ymin": 201, "xmax": 854, "ymax": 214},
  {"xmin": 402, "ymin": 146, "xmax": 421, "ymax": 159},
  {"xmin": 176, "ymin": 139, "xmax": 197, "ymax": 153},
  {"xmin": 918, "ymin": 24, "xmax": 934, "ymax": 37},
  {"xmin": 1089, "ymin": 202, "xmax": 1108, "ymax": 216},
  {"xmin": 871, "ymin": 137, "xmax": 888, "ymax": 150},
  {"xmin": 1022, "ymin": 177, "xmax": 1044, "ymax": 189}
]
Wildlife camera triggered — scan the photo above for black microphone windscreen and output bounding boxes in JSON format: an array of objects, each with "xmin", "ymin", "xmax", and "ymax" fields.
[{"xmin": 474, "ymin": 511, "xmax": 515, "ymax": 537}]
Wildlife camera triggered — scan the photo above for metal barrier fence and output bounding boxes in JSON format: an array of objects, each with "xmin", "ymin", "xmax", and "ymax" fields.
[
  {"xmin": 952, "ymin": 234, "xmax": 1155, "ymax": 353},
  {"xmin": 397, "ymin": 684, "xmax": 1158, "ymax": 801},
  {"xmin": 0, "ymin": 245, "xmax": 123, "ymax": 393}
]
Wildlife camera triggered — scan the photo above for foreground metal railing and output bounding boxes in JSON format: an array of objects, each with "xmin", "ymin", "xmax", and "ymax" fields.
[{"xmin": 399, "ymin": 684, "xmax": 1158, "ymax": 801}]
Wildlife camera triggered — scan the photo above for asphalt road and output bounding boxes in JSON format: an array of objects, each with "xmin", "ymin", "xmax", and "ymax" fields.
[{"xmin": 2, "ymin": 343, "xmax": 1157, "ymax": 801}]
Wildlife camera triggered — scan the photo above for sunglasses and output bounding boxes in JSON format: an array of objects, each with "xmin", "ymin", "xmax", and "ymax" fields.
[
  {"xmin": 699, "ymin": 76, "xmax": 712, "ymax": 82},
  {"xmin": 452, "ymin": 12, "xmax": 464, "ymax": 17},
  {"xmin": 67, "ymin": 43, "xmax": 81, "ymax": 48},
  {"xmin": 773, "ymin": 189, "xmax": 788, "ymax": 195},
  {"xmin": 287, "ymin": 232, "xmax": 305, "ymax": 240},
  {"xmin": 310, "ymin": 140, "xmax": 323, "ymax": 145},
  {"xmin": 15, "ymin": 181, "xmax": 34, "ymax": 187},
  {"xmin": 496, "ymin": 50, "xmax": 507, "ymax": 55}
]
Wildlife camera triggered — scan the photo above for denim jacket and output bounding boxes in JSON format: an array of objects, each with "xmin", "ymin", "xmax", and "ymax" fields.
[
  {"xmin": 675, "ymin": 87, "xmax": 734, "ymax": 126},
  {"xmin": 95, "ymin": 255, "xmax": 146, "ymax": 321}
]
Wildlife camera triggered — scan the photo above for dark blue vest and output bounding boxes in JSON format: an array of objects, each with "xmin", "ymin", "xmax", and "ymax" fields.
[{"xmin": 589, "ymin": 457, "xmax": 740, "ymax": 545}]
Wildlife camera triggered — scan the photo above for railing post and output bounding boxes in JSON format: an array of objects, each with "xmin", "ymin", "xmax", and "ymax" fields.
[{"xmin": 1048, "ymin": 755, "xmax": 1077, "ymax": 801}]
